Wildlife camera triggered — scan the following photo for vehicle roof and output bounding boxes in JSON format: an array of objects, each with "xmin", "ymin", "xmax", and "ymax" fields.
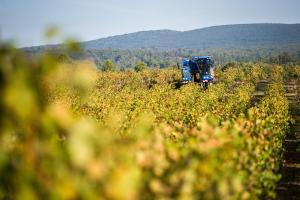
[
  {"xmin": 183, "ymin": 56, "xmax": 211, "ymax": 61},
  {"xmin": 192, "ymin": 56, "xmax": 211, "ymax": 60},
  {"xmin": 182, "ymin": 59, "xmax": 190, "ymax": 66}
]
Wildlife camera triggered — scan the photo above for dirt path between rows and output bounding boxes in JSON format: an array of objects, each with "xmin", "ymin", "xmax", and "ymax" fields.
[{"xmin": 276, "ymin": 80, "xmax": 300, "ymax": 200}]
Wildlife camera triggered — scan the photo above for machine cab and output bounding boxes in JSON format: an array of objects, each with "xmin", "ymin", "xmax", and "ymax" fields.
[{"xmin": 192, "ymin": 56, "xmax": 214, "ymax": 82}]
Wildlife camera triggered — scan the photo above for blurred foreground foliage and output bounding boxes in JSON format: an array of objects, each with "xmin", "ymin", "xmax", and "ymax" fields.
[{"xmin": 0, "ymin": 43, "xmax": 294, "ymax": 199}]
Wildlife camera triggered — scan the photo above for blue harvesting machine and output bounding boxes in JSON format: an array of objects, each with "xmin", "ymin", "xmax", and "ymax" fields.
[{"xmin": 181, "ymin": 56, "xmax": 214, "ymax": 89}]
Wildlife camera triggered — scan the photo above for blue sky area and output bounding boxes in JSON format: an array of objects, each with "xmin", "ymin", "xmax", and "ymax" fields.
[{"xmin": 1, "ymin": 0, "xmax": 300, "ymax": 47}]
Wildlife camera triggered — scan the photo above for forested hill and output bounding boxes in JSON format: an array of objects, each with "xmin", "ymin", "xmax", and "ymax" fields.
[
  {"xmin": 23, "ymin": 23, "xmax": 300, "ymax": 67},
  {"xmin": 83, "ymin": 23, "xmax": 300, "ymax": 49}
]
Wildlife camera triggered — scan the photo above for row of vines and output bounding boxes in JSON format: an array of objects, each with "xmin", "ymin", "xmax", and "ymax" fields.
[{"xmin": 0, "ymin": 45, "xmax": 293, "ymax": 200}]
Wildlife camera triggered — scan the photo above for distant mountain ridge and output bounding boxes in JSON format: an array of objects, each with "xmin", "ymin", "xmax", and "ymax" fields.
[{"xmin": 83, "ymin": 23, "xmax": 300, "ymax": 49}]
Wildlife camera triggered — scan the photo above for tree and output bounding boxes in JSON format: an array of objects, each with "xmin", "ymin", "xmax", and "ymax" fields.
[
  {"xmin": 103, "ymin": 59, "xmax": 116, "ymax": 72},
  {"xmin": 120, "ymin": 66, "xmax": 126, "ymax": 72},
  {"xmin": 95, "ymin": 59, "xmax": 103, "ymax": 70},
  {"xmin": 134, "ymin": 61, "xmax": 147, "ymax": 72}
]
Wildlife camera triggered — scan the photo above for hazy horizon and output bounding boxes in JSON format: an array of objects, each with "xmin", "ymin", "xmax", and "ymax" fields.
[
  {"xmin": 1, "ymin": 0, "xmax": 300, "ymax": 47},
  {"xmin": 18, "ymin": 23, "xmax": 300, "ymax": 48}
]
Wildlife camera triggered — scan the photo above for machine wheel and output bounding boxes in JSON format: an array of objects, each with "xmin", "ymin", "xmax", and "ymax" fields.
[
  {"xmin": 203, "ymin": 82, "xmax": 208, "ymax": 90},
  {"xmin": 191, "ymin": 74, "xmax": 195, "ymax": 82}
]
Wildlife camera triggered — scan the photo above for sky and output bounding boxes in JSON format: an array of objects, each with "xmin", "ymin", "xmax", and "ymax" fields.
[{"xmin": 0, "ymin": 0, "xmax": 300, "ymax": 47}]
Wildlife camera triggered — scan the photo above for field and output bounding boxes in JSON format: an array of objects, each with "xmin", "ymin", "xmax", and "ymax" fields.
[{"xmin": 0, "ymin": 45, "xmax": 300, "ymax": 199}]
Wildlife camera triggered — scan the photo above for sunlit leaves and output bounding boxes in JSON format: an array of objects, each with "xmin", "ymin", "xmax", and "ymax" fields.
[{"xmin": 0, "ymin": 44, "xmax": 294, "ymax": 200}]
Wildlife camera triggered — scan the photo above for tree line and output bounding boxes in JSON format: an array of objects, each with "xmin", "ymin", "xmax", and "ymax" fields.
[{"xmin": 24, "ymin": 46, "xmax": 300, "ymax": 71}]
